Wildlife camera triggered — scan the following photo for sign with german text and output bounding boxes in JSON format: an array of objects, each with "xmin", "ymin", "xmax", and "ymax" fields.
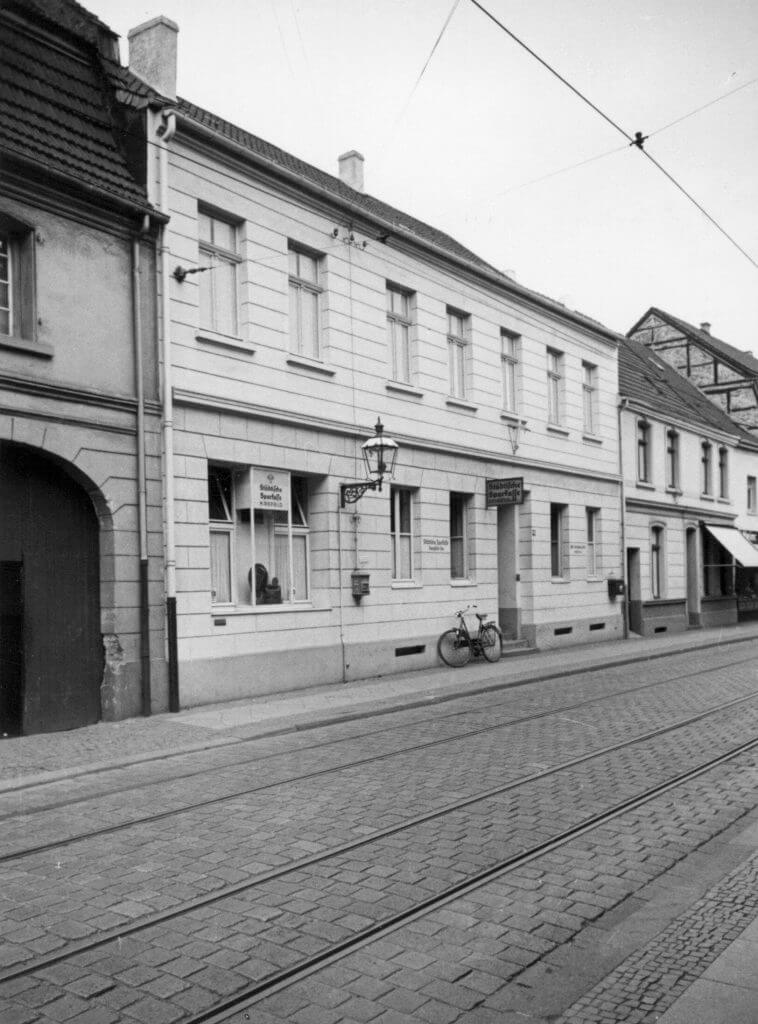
[
  {"xmin": 486, "ymin": 477, "xmax": 524, "ymax": 507},
  {"xmin": 252, "ymin": 469, "xmax": 290, "ymax": 511},
  {"xmin": 422, "ymin": 536, "xmax": 450, "ymax": 553}
]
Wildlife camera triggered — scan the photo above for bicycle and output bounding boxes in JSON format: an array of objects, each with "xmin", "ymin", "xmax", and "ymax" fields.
[{"xmin": 437, "ymin": 605, "xmax": 503, "ymax": 667}]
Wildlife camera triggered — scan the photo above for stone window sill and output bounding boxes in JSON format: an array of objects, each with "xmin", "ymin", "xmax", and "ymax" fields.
[
  {"xmin": 286, "ymin": 354, "xmax": 336, "ymax": 376},
  {"xmin": 386, "ymin": 380, "xmax": 424, "ymax": 398},
  {"xmin": 547, "ymin": 424, "xmax": 569, "ymax": 436},
  {"xmin": 445, "ymin": 397, "xmax": 478, "ymax": 412},
  {"xmin": 0, "ymin": 334, "xmax": 53, "ymax": 359},
  {"xmin": 196, "ymin": 330, "xmax": 253, "ymax": 353}
]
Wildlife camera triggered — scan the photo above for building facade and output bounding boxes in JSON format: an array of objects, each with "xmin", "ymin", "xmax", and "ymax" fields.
[
  {"xmin": 121, "ymin": 17, "xmax": 625, "ymax": 709},
  {"xmin": 619, "ymin": 337, "xmax": 758, "ymax": 637},
  {"xmin": 0, "ymin": 0, "xmax": 166, "ymax": 734}
]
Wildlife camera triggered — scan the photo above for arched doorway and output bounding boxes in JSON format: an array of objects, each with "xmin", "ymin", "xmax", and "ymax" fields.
[{"xmin": 0, "ymin": 443, "xmax": 102, "ymax": 734}]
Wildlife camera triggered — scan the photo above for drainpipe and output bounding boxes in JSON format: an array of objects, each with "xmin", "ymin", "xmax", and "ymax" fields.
[
  {"xmin": 156, "ymin": 109, "xmax": 180, "ymax": 711},
  {"xmin": 133, "ymin": 219, "xmax": 151, "ymax": 716},
  {"xmin": 618, "ymin": 397, "xmax": 629, "ymax": 638}
]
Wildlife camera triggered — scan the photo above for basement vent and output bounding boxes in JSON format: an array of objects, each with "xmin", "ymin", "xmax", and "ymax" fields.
[
  {"xmin": 654, "ymin": 626, "xmax": 668, "ymax": 633},
  {"xmin": 589, "ymin": 622, "xmax": 605, "ymax": 631},
  {"xmin": 213, "ymin": 618, "xmax": 227, "ymax": 626},
  {"xmin": 554, "ymin": 626, "xmax": 573, "ymax": 636},
  {"xmin": 395, "ymin": 645, "xmax": 426, "ymax": 657}
]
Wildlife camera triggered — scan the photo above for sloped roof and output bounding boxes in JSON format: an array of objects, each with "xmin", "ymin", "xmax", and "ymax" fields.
[
  {"xmin": 630, "ymin": 307, "xmax": 758, "ymax": 377},
  {"xmin": 619, "ymin": 336, "xmax": 757, "ymax": 445},
  {"xmin": 0, "ymin": 2, "xmax": 151, "ymax": 213}
]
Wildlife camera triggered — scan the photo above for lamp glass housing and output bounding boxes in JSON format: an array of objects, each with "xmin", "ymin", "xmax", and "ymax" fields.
[{"xmin": 361, "ymin": 418, "xmax": 398, "ymax": 484}]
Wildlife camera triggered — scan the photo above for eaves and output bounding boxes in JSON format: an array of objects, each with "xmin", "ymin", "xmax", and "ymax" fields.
[{"xmin": 621, "ymin": 396, "xmax": 740, "ymax": 446}]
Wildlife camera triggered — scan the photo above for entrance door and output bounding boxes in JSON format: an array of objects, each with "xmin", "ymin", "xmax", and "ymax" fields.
[
  {"xmin": 0, "ymin": 562, "xmax": 23, "ymax": 736},
  {"xmin": 627, "ymin": 547, "xmax": 642, "ymax": 634},
  {"xmin": 497, "ymin": 504, "xmax": 519, "ymax": 638},
  {"xmin": 685, "ymin": 527, "xmax": 701, "ymax": 626},
  {"xmin": 0, "ymin": 444, "xmax": 102, "ymax": 734}
]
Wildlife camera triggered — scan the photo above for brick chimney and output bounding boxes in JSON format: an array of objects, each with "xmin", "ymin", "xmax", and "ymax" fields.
[
  {"xmin": 338, "ymin": 151, "xmax": 365, "ymax": 192},
  {"xmin": 700, "ymin": 322, "xmax": 711, "ymax": 334},
  {"xmin": 128, "ymin": 16, "xmax": 178, "ymax": 100}
]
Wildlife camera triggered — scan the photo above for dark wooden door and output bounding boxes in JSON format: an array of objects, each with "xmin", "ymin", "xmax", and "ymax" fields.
[
  {"xmin": 0, "ymin": 444, "xmax": 102, "ymax": 733},
  {"xmin": 0, "ymin": 561, "xmax": 23, "ymax": 736}
]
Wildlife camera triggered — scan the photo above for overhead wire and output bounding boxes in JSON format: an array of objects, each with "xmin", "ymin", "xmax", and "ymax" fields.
[{"xmin": 468, "ymin": 0, "xmax": 758, "ymax": 269}]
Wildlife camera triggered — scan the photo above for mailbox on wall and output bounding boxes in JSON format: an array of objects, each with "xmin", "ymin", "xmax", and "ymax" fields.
[
  {"xmin": 607, "ymin": 578, "xmax": 626, "ymax": 599},
  {"xmin": 351, "ymin": 572, "xmax": 370, "ymax": 601}
]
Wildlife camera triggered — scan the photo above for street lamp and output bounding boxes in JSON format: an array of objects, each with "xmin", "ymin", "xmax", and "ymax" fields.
[{"xmin": 340, "ymin": 418, "xmax": 399, "ymax": 507}]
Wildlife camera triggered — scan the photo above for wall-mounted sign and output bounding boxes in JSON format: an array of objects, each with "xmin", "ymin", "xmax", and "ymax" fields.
[
  {"xmin": 252, "ymin": 469, "xmax": 290, "ymax": 511},
  {"xmin": 569, "ymin": 543, "xmax": 586, "ymax": 555},
  {"xmin": 486, "ymin": 477, "xmax": 524, "ymax": 507},
  {"xmin": 422, "ymin": 536, "xmax": 450, "ymax": 553}
]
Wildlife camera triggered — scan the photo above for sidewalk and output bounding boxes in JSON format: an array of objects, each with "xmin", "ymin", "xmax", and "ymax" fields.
[{"xmin": 2, "ymin": 620, "xmax": 758, "ymax": 792}]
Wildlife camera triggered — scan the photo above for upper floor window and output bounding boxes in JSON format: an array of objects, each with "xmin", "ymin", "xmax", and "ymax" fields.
[
  {"xmin": 390, "ymin": 486, "xmax": 414, "ymax": 581},
  {"xmin": 718, "ymin": 446, "xmax": 729, "ymax": 499},
  {"xmin": 547, "ymin": 348, "xmax": 563, "ymax": 425},
  {"xmin": 0, "ymin": 216, "xmax": 35, "ymax": 342},
  {"xmin": 748, "ymin": 476, "xmax": 757, "ymax": 514},
  {"xmin": 701, "ymin": 441, "xmax": 713, "ymax": 495},
  {"xmin": 447, "ymin": 307, "xmax": 469, "ymax": 399},
  {"xmin": 289, "ymin": 246, "xmax": 322, "ymax": 359},
  {"xmin": 198, "ymin": 209, "xmax": 239, "ymax": 337},
  {"xmin": 582, "ymin": 362, "xmax": 597, "ymax": 434},
  {"xmin": 501, "ymin": 329, "xmax": 520, "ymax": 413},
  {"xmin": 637, "ymin": 421, "xmax": 650, "ymax": 482},
  {"xmin": 666, "ymin": 429, "xmax": 680, "ymax": 490},
  {"xmin": 387, "ymin": 284, "xmax": 413, "ymax": 383}
]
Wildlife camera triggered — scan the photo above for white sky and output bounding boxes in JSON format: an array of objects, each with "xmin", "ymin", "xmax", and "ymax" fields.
[{"xmin": 90, "ymin": 0, "xmax": 758, "ymax": 347}]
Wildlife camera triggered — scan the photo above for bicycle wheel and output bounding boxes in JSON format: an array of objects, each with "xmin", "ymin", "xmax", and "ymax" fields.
[
  {"xmin": 480, "ymin": 623, "xmax": 503, "ymax": 662},
  {"xmin": 437, "ymin": 628, "xmax": 472, "ymax": 667}
]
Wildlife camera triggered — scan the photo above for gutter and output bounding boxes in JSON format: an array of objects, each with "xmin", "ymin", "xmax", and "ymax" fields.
[
  {"xmin": 618, "ymin": 397, "xmax": 629, "ymax": 639},
  {"xmin": 174, "ymin": 112, "xmax": 622, "ymax": 348},
  {"xmin": 132, "ymin": 220, "xmax": 151, "ymax": 716}
]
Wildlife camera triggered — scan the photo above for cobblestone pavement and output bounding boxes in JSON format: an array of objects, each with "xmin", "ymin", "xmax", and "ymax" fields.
[{"xmin": 0, "ymin": 645, "xmax": 757, "ymax": 1022}]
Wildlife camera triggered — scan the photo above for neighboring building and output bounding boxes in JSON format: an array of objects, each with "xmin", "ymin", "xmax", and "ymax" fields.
[
  {"xmin": 0, "ymin": 0, "xmax": 166, "ymax": 734},
  {"xmin": 629, "ymin": 308, "xmax": 758, "ymax": 434},
  {"xmin": 118, "ymin": 16, "xmax": 626, "ymax": 710},
  {"xmin": 619, "ymin": 337, "xmax": 758, "ymax": 637}
]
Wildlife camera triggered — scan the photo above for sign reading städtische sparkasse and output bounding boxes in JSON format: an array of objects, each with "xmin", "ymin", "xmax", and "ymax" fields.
[
  {"xmin": 485, "ymin": 477, "xmax": 524, "ymax": 507},
  {"xmin": 252, "ymin": 469, "xmax": 290, "ymax": 511}
]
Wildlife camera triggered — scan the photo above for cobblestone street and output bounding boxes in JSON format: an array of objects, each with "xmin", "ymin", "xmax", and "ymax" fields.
[{"xmin": 2, "ymin": 632, "xmax": 758, "ymax": 1023}]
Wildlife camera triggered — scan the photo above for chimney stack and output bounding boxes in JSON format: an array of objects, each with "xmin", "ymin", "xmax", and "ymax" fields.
[
  {"xmin": 128, "ymin": 16, "xmax": 178, "ymax": 100},
  {"xmin": 700, "ymin": 322, "xmax": 711, "ymax": 334},
  {"xmin": 338, "ymin": 151, "xmax": 365, "ymax": 192}
]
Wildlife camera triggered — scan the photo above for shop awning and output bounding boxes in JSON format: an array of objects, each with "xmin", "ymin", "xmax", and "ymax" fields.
[{"xmin": 704, "ymin": 525, "xmax": 758, "ymax": 567}]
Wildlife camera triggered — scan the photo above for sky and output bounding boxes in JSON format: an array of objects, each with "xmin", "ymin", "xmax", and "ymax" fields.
[{"xmin": 88, "ymin": 0, "xmax": 758, "ymax": 348}]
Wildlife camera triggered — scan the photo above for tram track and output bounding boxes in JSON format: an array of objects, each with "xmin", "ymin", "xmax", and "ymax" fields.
[
  {"xmin": 2, "ymin": 648, "xmax": 757, "ymax": 862},
  {"xmin": 2, "ymin": 678, "xmax": 758, "ymax": 995}
]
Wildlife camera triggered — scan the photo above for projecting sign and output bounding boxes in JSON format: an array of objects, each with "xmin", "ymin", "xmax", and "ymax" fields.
[
  {"xmin": 486, "ymin": 477, "xmax": 524, "ymax": 507},
  {"xmin": 251, "ymin": 469, "xmax": 290, "ymax": 511}
]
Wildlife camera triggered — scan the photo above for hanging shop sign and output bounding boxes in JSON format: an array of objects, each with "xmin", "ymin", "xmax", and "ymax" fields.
[
  {"xmin": 251, "ymin": 469, "xmax": 290, "ymax": 511},
  {"xmin": 485, "ymin": 477, "xmax": 524, "ymax": 507}
]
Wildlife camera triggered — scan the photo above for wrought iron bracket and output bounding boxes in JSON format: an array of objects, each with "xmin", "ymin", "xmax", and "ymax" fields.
[{"xmin": 340, "ymin": 480, "xmax": 380, "ymax": 507}]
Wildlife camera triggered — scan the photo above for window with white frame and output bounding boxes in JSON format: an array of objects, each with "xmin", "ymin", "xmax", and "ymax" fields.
[
  {"xmin": 208, "ymin": 465, "xmax": 312, "ymax": 607},
  {"xmin": 718, "ymin": 446, "xmax": 729, "ymax": 499},
  {"xmin": 208, "ymin": 466, "xmax": 234, "ymax": 605},
  {"xmin": 666, "ymin": 428, "xmax": 680, "ymax": 490},
  {"xmin": 748, "ymin": 476, "xmax": 757, "ymax": 513},
  {"xmin": 387, "ymin": 284, "xmax": 413, "ymax": 383},
  {"xmin": 390, "ymin": 486, "xmax": 414, "ymax": 581},
  {"xmin": 0, "ymin": 216, "xmax": 36, "ymax": 341},
  {"xmin": 449, "ymin": 492, "xmax": 470, "ymax": 579},
  {"xmin": 651, "ymin": 525, "xmax": 664, "ymax": 598},
  {"xmin": 198, "ymin": 209, "xmax": 240, "ymax": 337},
  {"xmin": 550, "ymin": 503, "xmax": 567, "ymax": 578},
  {"xmin": 288, "ymin": 245, "xmax": 322, "ymax": 360},
  {"xmin": 586, "ymin": 507, "xmax": 599, "ymax": 577},
  {"xmin": 501, "ymin": 329, "xmax": 520, "ymax": 413},
  {"xmin": 637, "ymin": 420, "xmax": 650, "ymax": 482},
  {"xmin": 582, "ymin": 361, "xmax": 597, "ymax": 434},
  {"xmin": 447, "ymin": 307, "xmax": 469, "ymax": 399},
  {"xmin": 701, "ymin": 441, "xmax": 713, "ymax": 495},
  {"xmin": 547, "ymin": 348, "xmax": 563, "ymax": 425}
]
